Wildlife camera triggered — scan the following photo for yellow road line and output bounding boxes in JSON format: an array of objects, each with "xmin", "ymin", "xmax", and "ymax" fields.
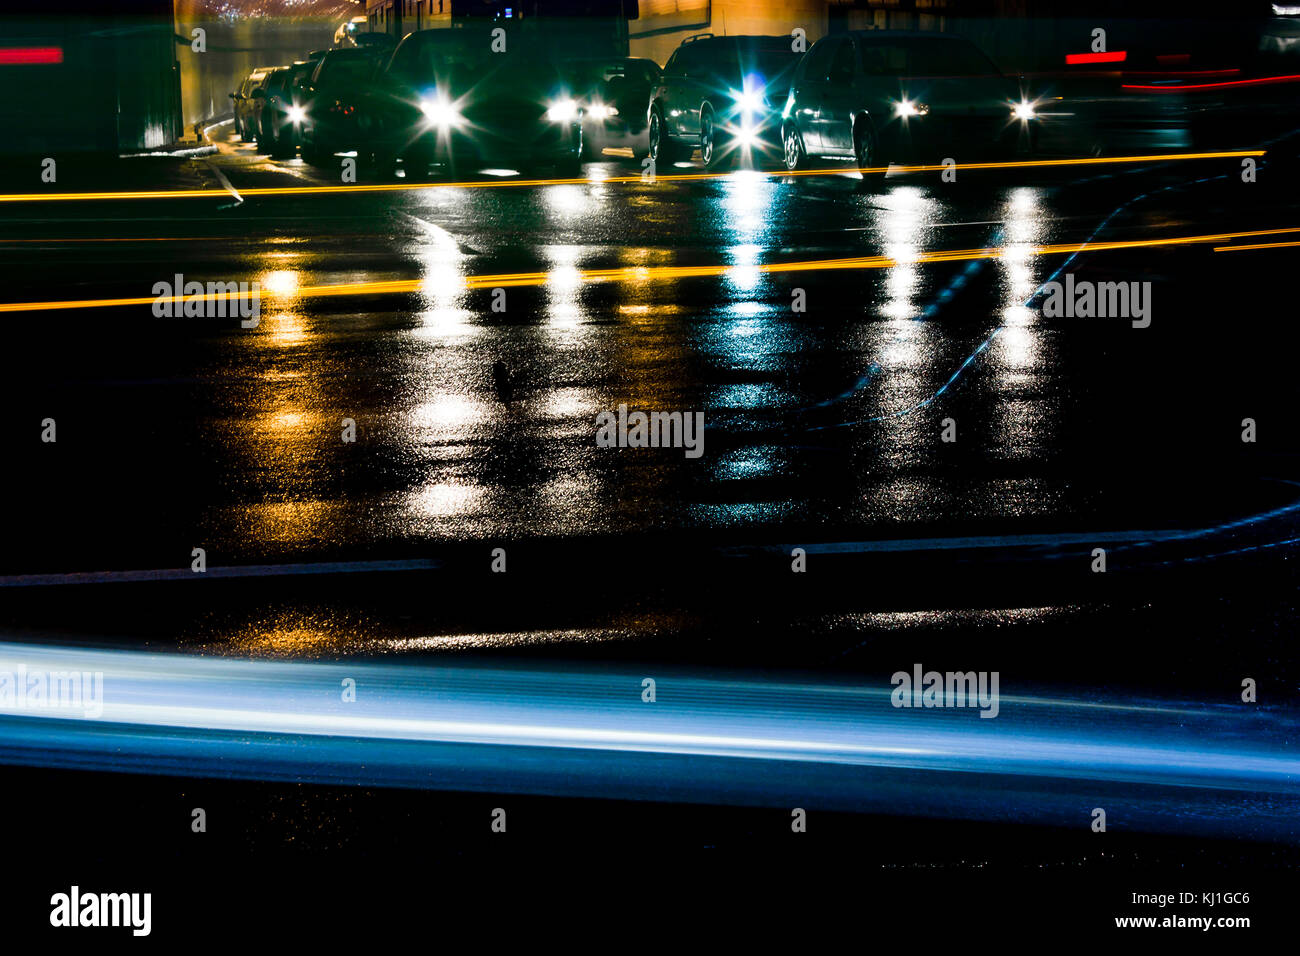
[
  {"xmin": 1, "ymin": 223, "xmax": 1292, "ymax": 315},
  {"xmin": 1212, "ymin": 239, "xmax": 1300, "ymax": 252},
  {"xmin": 0, "ymin": 149, "xmax": 1266, "ymax": 203}
]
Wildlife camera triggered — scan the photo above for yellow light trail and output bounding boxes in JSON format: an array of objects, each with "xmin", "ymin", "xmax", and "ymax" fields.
[
  {"xmin": 0, "ymin": 150, "xmax": 1266, "ymax": 203},
  {"xmin": 1212, "ymin": 239, "xmax": 1300, "ymax": 252},
  {"xmin": 1, "ymin": 223, "xmax": 1294, "ymax": 315}
]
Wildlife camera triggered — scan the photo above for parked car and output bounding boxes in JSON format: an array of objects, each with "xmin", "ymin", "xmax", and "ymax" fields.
[
  {"xmin": 298, "ymin": 48, "xmax": 386, "ymax": 166},
  {"xmin": 230, "ymin": 68, "xmax": 274, "ymax": 142},
  {"xmin": 562, "ymin": 57, "xmax": 661, "ymax": 159},
  {"xmin": 780, "ymin": 31, "xmax": 1033, "ymax": 172},
  {"xmin": 368, "ymin": 30, "xmax": 583, "ymax": 177},
  {"xmin": 259, "ymin": 60, "xmax": 319, "ymax": 157},
  {"xmin": 648, "ymin": 34, "xmax": 801, "ymax": 169}
]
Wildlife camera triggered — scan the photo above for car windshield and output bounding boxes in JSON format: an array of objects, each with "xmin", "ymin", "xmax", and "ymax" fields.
[
  {"xmin": 319, "ymin": 55, "xmax": 374, "ymax": 85},
  {"xmin": 726, "ymin": 45, "xmax": 800, "ymax": 85},
  {"xmin": 388, "ymin": 28, "xmax": 500, "ymax": 86},
  {"xmin": 858, "ymin": 37, "xmax": 1001, "ymax": 77},
  {"xmin": 473, "ymin": 55, "xmax": 569, "ymax": 96}
]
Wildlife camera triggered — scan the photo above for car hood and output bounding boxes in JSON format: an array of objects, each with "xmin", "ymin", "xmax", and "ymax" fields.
[{"xmin": 891, "ymin": 75, "xmax": 1019, "ymax": 116}]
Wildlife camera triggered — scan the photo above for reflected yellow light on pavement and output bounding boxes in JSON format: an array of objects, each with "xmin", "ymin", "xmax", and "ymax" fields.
[
  {"xmin": 264, "ymin": 311, "xmax": 307, "ymax": 348},
  {"xmin": 6, "ymin": 225, "xmax": 1299, "ymax": 315},
  {"xmin": 0, "ymin": 150, "xmax": 1264, "ymax": 203},
  {"xmin": 260, "ymin": 269, "xmax": 301, "ymax": 299}
]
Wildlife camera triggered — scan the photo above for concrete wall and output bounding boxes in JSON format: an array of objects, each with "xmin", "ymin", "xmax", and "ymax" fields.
[
  {"xmin": 629, "ymin": 0, "xmax": 830, "ymax": 65},
  {"xmin": 174, "ymin": 2, "xmax": 352, "ymax": 135}
]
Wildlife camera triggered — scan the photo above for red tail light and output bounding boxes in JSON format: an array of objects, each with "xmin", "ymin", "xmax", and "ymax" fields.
[
  {"xmin": 1066, "ymin": 51, "xmax": 1127, "ymax": 65},
  {"xmin": 0, "ymin": 47, "xmax": 64, "ymax": 65}
]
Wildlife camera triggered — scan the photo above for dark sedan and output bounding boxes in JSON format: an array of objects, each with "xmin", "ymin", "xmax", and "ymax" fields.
[
  {"xmin": 369, "ymin": 31, "xmax": 584, "ymax": 178},
  {"xmin": 259, "ymin": 59, "xmax": 319, "ymax": 157},
  {"xmin": 298, "ymin": 48, "xmax": 385, "ymax": 166},
  {"xmin": 648, "ymin": 34, "xmax": 802, "ymax": 170},
  {"xmin": 562, "ymin": 57, "xmax": 661, "ymax": 159},
  {"xmin": 781, "ymin": 31, "xmax": 1034, "ymax": 172}
]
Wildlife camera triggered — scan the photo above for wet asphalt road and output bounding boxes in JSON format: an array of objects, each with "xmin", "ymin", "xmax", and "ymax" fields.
[{"xmin": 2, "ymin": 125, "xmax": 1300, "ymax": 679}]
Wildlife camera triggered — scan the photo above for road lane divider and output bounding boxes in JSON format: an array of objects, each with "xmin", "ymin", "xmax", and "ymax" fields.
[
  {"xmin": 1, "ymin": 224, "xmax": 1297, "ymax": 315},
  {"xmin": 0, "ymin": 149, "xmax": 1266, "ymax": 203}
]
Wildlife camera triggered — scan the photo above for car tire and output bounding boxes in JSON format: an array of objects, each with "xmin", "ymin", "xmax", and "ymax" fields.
[
  {"xmin": 701, "ymin": 109, "xmax": 729, "ymax": 170},
  {"xmin": 782, "ymin": 123, "xmax": 811, "ymax": 171},
  {"xmin": 399, "ymin": 145, "xmax": 434, "ymax": 180},
  {"xmin": 301, "ymin": 142, "xmax": 328, "ymax": 167},
  {"xmin": 648, "ymin": 109, "xmax": 685, "ymax": 166},
  {"xmin": 365, "ymin": 148, "xmax": 395, "ymax": 179},
  {"xmin": 270, "ymin": 137, "xmax": 295, "ymax": 160},
  {"xmin": 854, "ymin": 120, "xmax": 885, "ymax": 182},
  {"xmin": 557, "ymin": 125, "xmax": 584, "ymax": 176}
]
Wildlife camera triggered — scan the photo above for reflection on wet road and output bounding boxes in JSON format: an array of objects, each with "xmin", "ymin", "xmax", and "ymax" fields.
[{"xmin": 2, "ymin": 131, "xmax": 1299, "ymax": 595}]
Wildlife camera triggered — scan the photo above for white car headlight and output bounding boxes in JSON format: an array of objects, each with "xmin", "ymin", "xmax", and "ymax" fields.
[
  {"xmin": 588, "ymin": 103, "xmax": 619, "ymax": 120},
  {"xmin": 894, "ymin": 100, "xmax": 929, "ymax": 118},
  {"xmin": 287, "ymin": 105, "xmax": 306, "ymax": 124},
  {"xmin": 420, "ymin": 96, "xmax": 462, "ymax": 128},
  {"xmin": 733, "ymin": 88, "xmax": 765, "ymax": 114},
  {"xmin": 1012, "ymin": 101, "xmax": 1036, "ymax": 121},
  {"xmin": 546, "ymin": 98, "xmax": 579, "ymax": 122}
]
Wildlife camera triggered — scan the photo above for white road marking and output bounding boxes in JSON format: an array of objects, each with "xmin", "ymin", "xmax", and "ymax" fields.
[{"xmin": 206, "ymin": 160, "xmax": 243, "ymax": 207}]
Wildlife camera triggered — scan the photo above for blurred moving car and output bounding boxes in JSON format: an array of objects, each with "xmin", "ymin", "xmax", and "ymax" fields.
[
  {"xmin": 298, "ymin": 48, "xmax": 385, "ymax": 166},
  {"xmin": 259, "ymin": 59, "xmax": 320, "ymax": 157},
  {"xmin": 230, "ymin": 68, "xmax": 274, "ymax": 142},
  {"xmin": 369, "ymin": 30, "xmax": 584, "ymax": 177},
  {"xmin": 563, "ymin": 57, "xmax": 661, "ymax": 159},
  {"xmin": 648, "ymin": 34, "xmax": 802, "ymax": 169},
  {"xmin": 781, "ymin": 31, "xmax": 1033, "ymax": 172}
]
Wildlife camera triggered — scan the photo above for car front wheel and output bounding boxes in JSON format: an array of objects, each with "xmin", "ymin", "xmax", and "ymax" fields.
[
  {"xmin": 701, "ymin": 111, "xmax": 728, "ymax": 170},
  {"xmin": 648, "ymin": 110, "xmax": 684, "ymax": 166},
  {"xmin": 854, "ymin": 121, "xmax": 885, "ymax": 182},
  {"xmin": 783, "ymin": 124, "xmax": 810, "ymax": 171},
  {"xmin": 300, "ymin": 141, "xmax": 328, "ymax": 166}
]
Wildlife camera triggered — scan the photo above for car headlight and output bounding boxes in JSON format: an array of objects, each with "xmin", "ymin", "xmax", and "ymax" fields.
[
  {"xmin": 287, "ymin": 105, "xmax": 306, "ymax": 124},
  {"xmin": 546, "ymin": 98, "xmax": 579, "ymax": 122},
  {"xmin": 733, "ymin": 88, "xmax": 766, "ymax": 114},
  {"xmin": 420, "ymin": 96, "xmax": 462, "ymax": 128},
  {"xmin": 1011, "ymin": 101, "xmax": 1036, "ymax": 121},
  {"xmin": 588, "ymin": 103, "xmax": 619, "ymax": 120},
  {"xmin": 894, "ymin": 100, "xmax": 929, "ymax": 118}
]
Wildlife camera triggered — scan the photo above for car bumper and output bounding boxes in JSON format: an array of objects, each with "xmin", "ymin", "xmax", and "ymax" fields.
[{"xmin": 408, "ymin": 121, "xmax": 581, "ymax": 163}]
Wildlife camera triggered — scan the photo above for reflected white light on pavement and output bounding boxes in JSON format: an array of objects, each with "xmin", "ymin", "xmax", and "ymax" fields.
[
  {"xmin": 995, "ymin": 188, "xmax": 1047, "ymax": 373},
  {"xmin": 408, "ymin": 480, "xmax": 485, "ymax": 519},
  {"xmin": 726, "ymin": 243, "xmax": 761, "ymax": 292},
  {"xmin": 542, "ymin": 184, "xmax": 591, "ymax": 217},
  {"xmin": 413, "ymin": 216, "xmax": 471, "ymax": 338},
  {"xmin": 412, "ymin": 393, "xmax": 480, "ymax": 438},
  {"xmin": 544, "ymin": 246, "xmax": 584, "ymax": 334},
  {"xmin": 877, "ymin": 187, "xmax": 933, "ymax": 321},
  {"xmin": 721, "ymin": 170, "xmax": 770, "ymax": 237},
  {"xmin": 992, "ymin": 187, "xmax": 1053, "ymax": 457}
]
